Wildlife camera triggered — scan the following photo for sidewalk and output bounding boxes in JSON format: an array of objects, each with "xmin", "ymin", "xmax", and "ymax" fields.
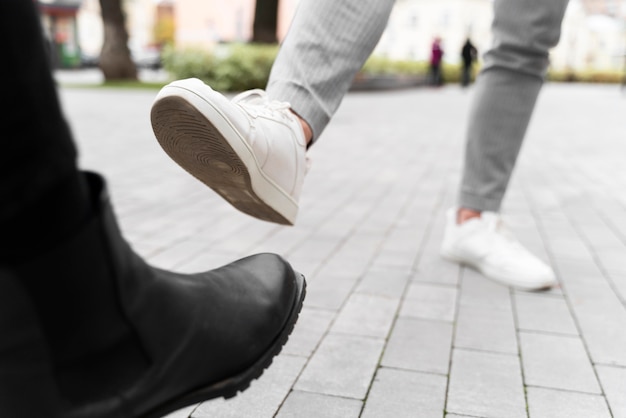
[{"xmin": 59, "ymin": 79, "xmax": 626, "ymax": 418}]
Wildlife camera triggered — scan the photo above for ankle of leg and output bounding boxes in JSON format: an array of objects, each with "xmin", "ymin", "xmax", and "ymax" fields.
[{"xmin": 457, "ymin": 207, "xmax": 482, "ymax": 224}]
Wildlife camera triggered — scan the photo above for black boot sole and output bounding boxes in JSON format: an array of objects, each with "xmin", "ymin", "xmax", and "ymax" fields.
[{"xmin": 142, "ymin": 272, "xmax": 306, "ymax": 418}]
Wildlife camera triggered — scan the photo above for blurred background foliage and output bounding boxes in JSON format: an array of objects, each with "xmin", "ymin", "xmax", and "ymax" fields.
[{"xmin": 161, "ymin": 43, "xmax": 624, "ymax": 92}]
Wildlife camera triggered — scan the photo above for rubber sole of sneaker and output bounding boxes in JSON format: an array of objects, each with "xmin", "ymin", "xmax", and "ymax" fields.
[
  {"xmin": 441, "ymin": 249, "xmax": 555, "ymax": 291},
  {"xmin": 142, "ymin": 272, "xmax": 306, "ymax": 418},
  {"xmin": 151, "ymin": 89, "xmax": 297, "ymax": 226}
]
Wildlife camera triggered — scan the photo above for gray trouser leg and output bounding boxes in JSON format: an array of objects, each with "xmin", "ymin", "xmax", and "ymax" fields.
[
  {"xmin": 459, "ymin": 0, "xmax": 569, "ymax": 212},
  {"xmin": 266, "ymin": 0, "xmax": 396, "ymax": 142}
]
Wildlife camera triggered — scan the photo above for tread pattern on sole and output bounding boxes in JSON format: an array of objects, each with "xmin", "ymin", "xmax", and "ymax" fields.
[{"xmin": 151, "ymin": 96, "xmax": 290, "ymax": 225}]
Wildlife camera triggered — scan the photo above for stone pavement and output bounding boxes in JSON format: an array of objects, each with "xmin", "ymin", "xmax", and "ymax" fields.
[{"xmin": 57, "ymin": 78, "xmax": 626, "ymax": 418}]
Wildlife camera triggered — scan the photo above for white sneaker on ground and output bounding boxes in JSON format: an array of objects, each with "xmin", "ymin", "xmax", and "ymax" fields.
[
  {"xmin": 440, "ymin": 208, "xmax": 557, "ymax": 291},
  {"xmin": 151, "ymin": 78, "xmax": 307, "ymax": 225}
]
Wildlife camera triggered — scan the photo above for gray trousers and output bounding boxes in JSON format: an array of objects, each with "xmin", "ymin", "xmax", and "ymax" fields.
[{"xmin": 267, "ymin": 0, "xmax": 569, "ymax": 212}]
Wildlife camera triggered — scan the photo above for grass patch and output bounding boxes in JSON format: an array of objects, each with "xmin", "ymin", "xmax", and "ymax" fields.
[{"xmin": 58, "ymin": 80, "xmax": 167, "ymax": 89}]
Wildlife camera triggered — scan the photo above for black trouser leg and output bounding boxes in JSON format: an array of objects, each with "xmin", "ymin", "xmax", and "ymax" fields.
[
  {"xmin": 0, "ymin": 0, "xmax": 149, "ymax": 406},
  {"xmin": 0, "ymin": 0, "xmax": 92, "ymax": 263}
]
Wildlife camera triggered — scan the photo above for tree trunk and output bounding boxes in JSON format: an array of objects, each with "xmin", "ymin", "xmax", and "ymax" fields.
[
  {"xmin": 252, "ymin": 0, "xmax": 279, "ymax": 44},
  {"xmin": 99, "ymin": 0, "xmax": 137, "ymax": 80}
]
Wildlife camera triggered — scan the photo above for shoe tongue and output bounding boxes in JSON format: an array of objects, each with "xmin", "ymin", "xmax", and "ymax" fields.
[{"xmin": 233, "ymin": 89, "xmax": 267, "ymax": 105}]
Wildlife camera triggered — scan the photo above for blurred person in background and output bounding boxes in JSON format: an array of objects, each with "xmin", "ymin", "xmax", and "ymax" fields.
[
  {"xmin": 151, "ymin": 0, "xmax": 569, "ymax": 291},
  {"xmin": 461, "ymin": 37, "xmax": 478, "ymax": 87},
  {"xmin": 429, "ymin": 36, "xmax": 445, "ymax": 86}
]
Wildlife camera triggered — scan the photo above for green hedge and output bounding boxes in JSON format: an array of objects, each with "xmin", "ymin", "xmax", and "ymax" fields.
[
  {"xmin": 546, "ymin": 69, "xmax": 624, "ymax": 84},
  {"xmin": 361, "ymin": 56, "xmax": 485, "ymax": 84},
  {"xmin": 360, "ymin": 56, "xmax": 428, "ymax": 75},
  {"xmin": 161, "ymin": 43, "xmax": 279, "ymax": 91},
  {"xmin": 161, "ymin": 43, "xmax": 623, "ymax": 90}
]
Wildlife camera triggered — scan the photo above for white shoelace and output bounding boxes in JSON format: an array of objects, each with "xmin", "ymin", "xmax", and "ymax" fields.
[
  {"xmin": 232, "ymin": 89, "xmax": 312, "ymax": 173},
  {"xmin": 233, "ymin": 90, "xmax": 292, "ymax": 119}
]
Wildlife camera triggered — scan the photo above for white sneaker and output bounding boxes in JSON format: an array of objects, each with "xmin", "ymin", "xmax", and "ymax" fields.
[
  {"xmin": 151, "ymin": 78, "xmax": 307, "ymax": 225},
  {"xmin": 440, "ymin": 208, "xmax": 557, "ymax": 290}
]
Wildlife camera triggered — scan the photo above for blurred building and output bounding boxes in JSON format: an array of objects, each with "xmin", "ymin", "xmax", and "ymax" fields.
[
  {"xmin": 69, "ymin": 0, "xmax": 625, "ymax": 72},
  {"xmin": 552, "ymin": 0, "xmax": 626, "ymax": 71},
  {"xmin": 75, "ymin": 0, "xmax": 174, "ymax": 67},
  {"xmin": 581, "ymin": 0, "xmax": 626, "ymax": 17},
  {"xmin": 375, "ymin": 0, "xmax": 625, "ymax": 72},
  {"xmin": 171, "ymin": 0, "xmax": 297, "ymax": 48},
  {"xmin": 373, "ymin": 0, "xmax": 494, "ymax": 65},
  {"xmin": 38, "ymin": 0, "xmax": 84, "ymax": 68}
]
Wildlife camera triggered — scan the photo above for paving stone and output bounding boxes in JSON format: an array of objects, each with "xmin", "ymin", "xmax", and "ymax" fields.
[
  {"xmin": 193, "ymin": 355, "xmax": 306, "ymax": 418},
  {"xmin": 315, "ymin": 254, "xmax": 371, "ymax": 280},
  {"xmin": 458, "ymin": 269, "xmax": 512, "ymax": 307},
  {"xmin": 445, "ymin": 415, "xmax": 482, "ymax": 418},
  {"xmin": 282, "ymin": 307, "xmax": 335, "ymax": 357},
  {"xmin": 59, "ymin": 83, "xmax": 626, "ymax": 417},
  {"xmin": 456, "ymin": 269, "xmax": 525, "ymax": 360},
  {"xmin": 561, "ymin": 282, "xmax": 626, "ymax": 366},
  {"xmin": 248, "ymin": 227, "xmax": 312, "ymax": 256},
  {"xmin": 371, "ymin": 224, "xmax": 420, "ymax": 256},
  {"xmin": 163, "ymin": 405, "xmax": 198, "ymax": 418},
  {"xmin": 596, "ymin": 365, "xmax": 626, "ymax": 418},
  {"xmin": 519, "ymin": 332, "xmax": 601, "ymax": 394},
  {"xmin": 605, "ymin": 268, "xmax": 626, "ymax": 304},
  {"xmin": 286, "ymin": 235, "xmax": 345, "ymax": 263},
  {"xmin": 399, "ymin": 283, "xmax": 457, "ymax": 322},
  {"xmin": 361, "ymin": 368, "xmax": 447, "ymax": 418},
  {"xmin": 446, "ymin": 349, "xmax": 526, "ymax": 418},
  {"xmin": 413, "ymin": 216, "xmax": 461, "ymax": 286},
  {"xmin": 334, "ymin": 231, "xmax": 385, "ymax": 263},
  {"xmin": 208, "ymin": 220, "xmax": 278, "ymax": 254},
  {"xmin": 514, "ymin": 293, "xmax": 578, "ymax": 335},
  {"xmin": 454, "ymin": 298, "xmax": 518, "ymax": 355},
  {"xmin": 147, "ymin": 239, "xmax": 212, "ymax": 270},
  {"xmin": 596, "ymin": 199, "xmax": 626, "ymax": 242},
  {"xmin": 552, "ymin": 258, "xmax": 606, "ymax": 286},
  {"xmin": 381, "ymin": 317, "xmax": 453, "ymax": 375},
  {"xmin": 354, "ymin": 268, "xmax": 411, "ymax": 299},
  {"xmin": 175, "ymin": 250, "xmax": 246, "ymax": 274},
  {"xmin": 303, "ymin": 273, "xmax": 360, "ymax": 311},
  {"xmin": 371, "ymin": 248, "xmax": 420, "ymax": 270},
  {"xmin": 547, "ymin": 237, "xmax": 594, "ymax": 261},
  {"xmin": 276, "ymin": 391, "xmax": 362, "ymax": 418},
  {"xmin": 526, "ymin": 387, "xmax": 611, "ymax": 418},
  {"xmin": 597, "ymin": 249, "xmax": 626, "ymax": 274},
  {"xmin": 331, "ymin": 293, "xmax": 399, "ymax": 338},
  {"xmin": 295, "ymin": 333, "xmax": 385, "ymax": 399},
  {"xmin": 413, "ymin": 257, "xmax": 461, "ymax": 286}
]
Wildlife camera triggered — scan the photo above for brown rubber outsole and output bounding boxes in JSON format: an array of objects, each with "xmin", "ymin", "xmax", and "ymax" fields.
[{"xmin": 151, "ymin": 96, "xmax": 291, "ymax": 225}]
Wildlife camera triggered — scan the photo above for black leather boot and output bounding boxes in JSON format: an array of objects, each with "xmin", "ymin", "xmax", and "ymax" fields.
[
  {"xmin": 0, "ymin": 269, "xmax": 63, "ymax": 417},
  {"xmin": 2, "ymin": 172, "xmax": 306, "ymax": 418}
]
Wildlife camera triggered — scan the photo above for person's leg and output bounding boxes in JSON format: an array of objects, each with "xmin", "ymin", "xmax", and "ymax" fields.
[
  {"xmin": 461, "ymin": 64, "xmax": 470, "ymax": 87},
  {"xmin": 151, "ymin": 0, "xmax": 396, "ymax": 224},
  {"xmin": 459, "ymin": 0, "xmax": 569, "ymax": 214},
  {"xmin": 0, "ymin": 3, "xmax": 100, "ymax": 414},
  {"xmin": 0, "ymin": 0, "xmax": 92, "ymax": 263},
  {"xmin": 1, "ymin": 1, "xmax": 305, "ymax": 416},
  {"xmin": 266, "ymin": 0, "xmax": 397, "ymax": 142},
  {"xmin": 437, "ymin": 64, "xmax": 443, "ymax": 86},
  {"xmin": 429, "ymin": 64, "xmax": 435, "ymax": 85},
  {"xmin": 441, "ymin": 0, "xmax": 570, "ymax": 290}
]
